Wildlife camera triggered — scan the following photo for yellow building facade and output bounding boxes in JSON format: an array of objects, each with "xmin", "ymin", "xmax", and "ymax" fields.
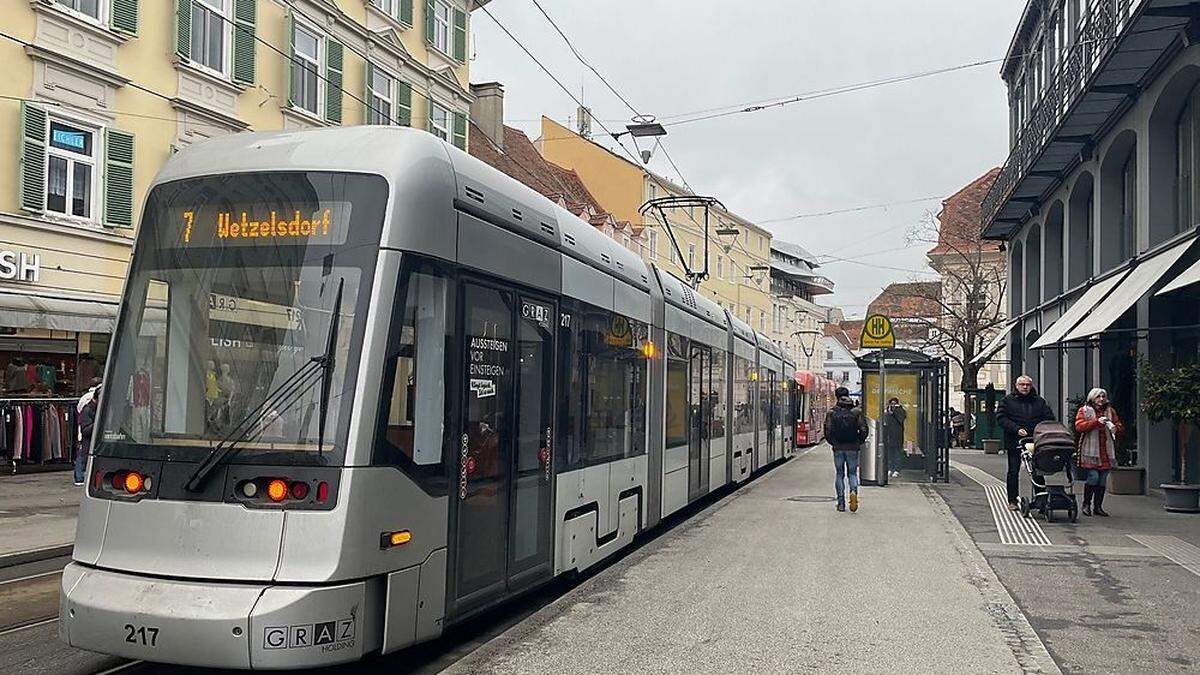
[
  {"xmin": 0, "ymin": 0, "xmax": 482, "ymax": 402},
  {"xmin": 538, "ymin": 117, "xmax": 775, "ymax": 336}
]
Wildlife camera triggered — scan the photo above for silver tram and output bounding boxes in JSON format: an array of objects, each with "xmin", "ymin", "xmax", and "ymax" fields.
[{"xmin": 59, "ymin": 127, "xmax": 798, "ymax": 670}]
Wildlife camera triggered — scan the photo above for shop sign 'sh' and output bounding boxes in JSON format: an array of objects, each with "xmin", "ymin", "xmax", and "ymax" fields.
[
  {"xmin": 860, "ymin": 313, "xmax": 895, "ymax": 350},
  {"xmin": 0, "ymin": 250, "xmax": 40, "ymax": 283}
]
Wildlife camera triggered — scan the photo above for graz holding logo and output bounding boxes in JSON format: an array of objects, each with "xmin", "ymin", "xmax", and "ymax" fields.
[{"xmin": 263, "ymin": 616, "xmax": 355, "ymax": 654}]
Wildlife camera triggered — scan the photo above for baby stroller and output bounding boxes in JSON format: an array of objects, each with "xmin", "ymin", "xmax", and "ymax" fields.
[{"xmin": 1018, "ymin": 421, "xmax": 1078, "ymax": 523}]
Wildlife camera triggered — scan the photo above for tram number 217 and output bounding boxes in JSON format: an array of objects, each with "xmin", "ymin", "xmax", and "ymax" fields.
[{"xmin": 124, "ymin": 624, "xmax": 160, "ymax": 647}]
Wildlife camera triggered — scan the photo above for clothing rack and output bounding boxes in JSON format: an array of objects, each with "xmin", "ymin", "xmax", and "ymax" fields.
[{"xmin": 1, "ymin": 396, "xmax": 81, "ymax": 474}]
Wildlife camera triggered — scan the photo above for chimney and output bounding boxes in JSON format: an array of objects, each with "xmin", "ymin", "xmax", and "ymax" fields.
[{"xmin": 470, "ymin": 82, "xmax": 505, "ymax": 151}]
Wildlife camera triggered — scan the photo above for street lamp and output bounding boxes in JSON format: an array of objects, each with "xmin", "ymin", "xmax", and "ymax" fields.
[{"xmin": 792, "ymin": 328, "xmax": 823, "ymax": 370}]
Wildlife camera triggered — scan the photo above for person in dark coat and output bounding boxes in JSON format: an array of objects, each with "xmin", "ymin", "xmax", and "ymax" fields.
[
  {"xmin": 74, "ymin": 378, "xmax": 101, "ymax": 486},
  {"xmin": 996, "ymin": 375, "xmax": 1055, "ymax": 509},
  {"xmin": 823, "ymin": 386, "xmax": 869, "ymax": 513},
  {"xmin": 882, "ymin": 397, "xmax": 906, "ymax": 477}
]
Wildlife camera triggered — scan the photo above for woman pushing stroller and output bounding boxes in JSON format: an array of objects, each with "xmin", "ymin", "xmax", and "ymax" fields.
[{"xmin": 1074, "ymin": 388, "xmax": 1124, "ymax": 517}]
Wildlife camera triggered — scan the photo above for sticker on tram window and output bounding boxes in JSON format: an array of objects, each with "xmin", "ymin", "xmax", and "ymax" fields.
[
  {"xmin": 520, "ymin": 301, "xmax": 551, "ymax": 328},
  {"xmin": 264, "ymin": 617, "xmax": 355, "ymax": 653},
  {"xmin": 468, "ymin": 336, "xmax": 507, "ymax": 379},
  {"xmin": 469, "ymin": 378, "xmax": 496, "ymax": 399},
  {"xmin": 176, "ymin": 201, "xmax": 353, "ymax": 247}
]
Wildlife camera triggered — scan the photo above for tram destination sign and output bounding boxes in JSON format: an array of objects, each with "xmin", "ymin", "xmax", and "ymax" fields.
[
  {"xmin": 860, "ymin": 314, "xmax": 896, "ymax": 350},
  {"xmin": 175, "ymin": 201, "xmax": 353, "ymax": 247}
]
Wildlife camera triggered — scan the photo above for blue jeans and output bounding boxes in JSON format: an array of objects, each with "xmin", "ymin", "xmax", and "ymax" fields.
[
  {"xmin": 834, "ymin": 450, "xmax": 860, "ymax": 504},
  {"xmin": 1082, "ymin": 468, "xmax": 1110, "ymax": 487},
  {"xmin": 73, "ymin": 442, "xmax": 87, "ymax": 484}
]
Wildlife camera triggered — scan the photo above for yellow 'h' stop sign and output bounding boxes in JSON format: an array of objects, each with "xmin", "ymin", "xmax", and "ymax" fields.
[{"xmin": 860, "ymin": 314, "xmax": 896, "ymax": 350}]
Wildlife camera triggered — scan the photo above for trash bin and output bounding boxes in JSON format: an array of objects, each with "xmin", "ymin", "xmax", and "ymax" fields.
[{"xmin": 982, "ymin": 439, "xmax": 1000, "ymax": 454}]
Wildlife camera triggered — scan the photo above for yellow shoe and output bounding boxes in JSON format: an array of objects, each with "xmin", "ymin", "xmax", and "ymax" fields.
[{"xmin": 849, "ymin": 492, "xmax": 859, "ymax": 513}]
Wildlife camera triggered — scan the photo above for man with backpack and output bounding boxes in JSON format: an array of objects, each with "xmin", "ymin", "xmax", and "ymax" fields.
[{"xmin": 824, "ymin": 386, "xmax": 869, "ymax": 512}]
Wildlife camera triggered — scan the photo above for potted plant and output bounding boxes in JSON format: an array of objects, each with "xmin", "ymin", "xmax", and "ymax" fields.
[{"xmin": 1140, "ymin": 361, "xmax": 1200, "ymax": 512}]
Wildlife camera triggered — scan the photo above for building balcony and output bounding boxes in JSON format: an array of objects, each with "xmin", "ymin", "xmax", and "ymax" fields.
[{"xmin": 982, "ymin": 0, "xmax": 1191, "ymax": 239}]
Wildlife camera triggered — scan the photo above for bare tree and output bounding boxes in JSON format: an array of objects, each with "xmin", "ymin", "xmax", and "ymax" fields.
[{"xmin": 897, "ymin": 211, "xmax": 1009, "ymax": 392}]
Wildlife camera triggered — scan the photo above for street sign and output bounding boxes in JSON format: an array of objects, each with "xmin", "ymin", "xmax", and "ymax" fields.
[{"xmin": 860, "ymin": 314, "xmax": 896, "ymax": 350}]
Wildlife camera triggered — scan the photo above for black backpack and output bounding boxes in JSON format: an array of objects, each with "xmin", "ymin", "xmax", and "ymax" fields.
[{"xmin": 828, "ymin": 406, "xmax": 861, "ymax": 445}]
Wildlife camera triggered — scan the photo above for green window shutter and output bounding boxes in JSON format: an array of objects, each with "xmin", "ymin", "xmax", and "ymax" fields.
[
  {"xmin": 18, "ymin": 103, "xmax": 47, "ymax": 213},
  {"xmin": 452, "ymin": 8, "xmax": 466, "ymax": 62},
  {"xmin": 400, "ymin": 0, "xmax": 413, "ymax": 26},
  {"xmin": 286, "ymin": 13, "xmax": 295, "ymax": 106},
  {"xmin": 111, "ymin": 0, "xmax": 138, "ymax": 35},
  {"xmin": 424, "ymin": 0, "xmax": 434, "ymax": 45},
  {"xmin": 104, "ymin": 129, "xmax": 135, "ymax": 227},
  {"xmin": 232, "ymin": 0, "xmax": 256, "ymax": 84},
  {"xmin": 452, "ymin": 111, "xmax": 466, "ymax": 150},
  {"xmin": 396, "ymin": 81, "xmax": 412, "ymax": 126},
  {"xmin": 325, "ymin": 39, "xmax": 344, "ymax": 124},
  {"xmin": 175, "ymin": 0, "xmax": 192, "ymax": 60},
  {"xmin": 363, "ymin": 62, "xmax": 372, "ymax": 123}
]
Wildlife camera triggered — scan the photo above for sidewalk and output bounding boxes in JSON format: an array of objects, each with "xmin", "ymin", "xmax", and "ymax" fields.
[
  {"xmin": 445, "ymin": 448, "xmax": 1059, "ymax": 674},
  {"xmin": 941, "ymin": 449, "xmax": 1200, "ymax": 674},
  {"xmin": 952, "ymin": 448, "xmax": 1200, "ymax": 549},
  {"xmin": 0, "ymin": 471, "xmax": 81, "ymax": 565}
]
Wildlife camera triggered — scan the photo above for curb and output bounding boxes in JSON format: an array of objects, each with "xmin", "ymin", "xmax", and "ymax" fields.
[{"xmin": 0, "ymin": 544, "xmax": 74, "ymax": 569}]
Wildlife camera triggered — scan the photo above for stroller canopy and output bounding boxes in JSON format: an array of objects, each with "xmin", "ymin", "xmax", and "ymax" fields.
[{"xmin": 1030, "ymin": 421, "xmax": 1075, "ymax": 474}]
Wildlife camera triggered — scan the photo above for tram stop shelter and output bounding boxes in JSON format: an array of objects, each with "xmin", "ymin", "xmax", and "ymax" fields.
[{"xmin": 855, "ymin": 349, "xmax": 950, "ymax": 486}]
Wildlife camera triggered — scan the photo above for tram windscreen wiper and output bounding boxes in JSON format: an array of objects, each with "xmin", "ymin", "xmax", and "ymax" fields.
[{"xmin": 185, "ymin": 279, "xmax": 345, "ymax": 493}]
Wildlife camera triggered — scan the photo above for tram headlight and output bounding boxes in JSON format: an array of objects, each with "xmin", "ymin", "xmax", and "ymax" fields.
[{"xmin": 240, "ymin": 481, "xmax": 259, "ymax": 498}]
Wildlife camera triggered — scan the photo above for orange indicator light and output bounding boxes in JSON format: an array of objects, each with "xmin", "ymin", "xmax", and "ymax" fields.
[
  {"xmin": 641, "ymin": 341, "xmax": 656, "ymax": 359},
  {"xmin": 266, "ymin": 479, "xmax": 289, "ymax": 502},
  {"xmin": 389, "ymin": 531, "xmax": 412, "ymax": 547},
  {"xmin": 123, "ymin": 472, "xmax": 144, "ymax": 494}
]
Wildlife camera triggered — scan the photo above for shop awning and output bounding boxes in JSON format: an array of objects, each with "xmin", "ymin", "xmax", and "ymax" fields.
[
  {"xmin": 0, "ymin": 293, "xmax": 118, "ymax": 333},
  {"xmin": 1029, "ymin": 272, "xmax": 1128, "ymax": 350},
  {"xmin": 1058, "ymin": 237, "xmax": 1196, "ymax": 344},
  {"xmin": 1156, "ymin": 256, "xmax": 1200, "ymax": 296},
  {"xmin": 969, "ymin": 319, "xmax": 1016, "ymax": 366}
]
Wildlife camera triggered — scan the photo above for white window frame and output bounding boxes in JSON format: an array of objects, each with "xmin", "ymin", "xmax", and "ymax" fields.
[
  {"xmin": 55, "ymin": 0, "xmax": 105, "ymax": 26},
  {"xmin": 190, "ymin": 0, "xmax": 233, "ymax": 80},
  {"xmin": 429, "ymin": 99, "xmax": 451, "ymax": 140},
  {"xmin": 687, "ymin": 243, "xmax": 696, "ymax": 270},
  {"xmin": 368, "ymin": 64, "xmax": 394, "ymax": 124},
  {"xmin": 433, "ymin": 0, "xmax": 452, "ymax": 55},
  {"xmin": 292, "ymin": 20, "xmax": 325, "ymax": 117},
  {"xmin": 372, "ymin": 0, "xmax": 404, "ymax": 22},
  {"xmin": 716, "ymin": 255, "xmax": 724, "ymax": 280},
  {"xmin": 45, "ymin": 114, "xmax": 102, "ymax": 224},
  {"xmin": 647, "ymin": 229, "xmax": 658, "ymax": 260}
]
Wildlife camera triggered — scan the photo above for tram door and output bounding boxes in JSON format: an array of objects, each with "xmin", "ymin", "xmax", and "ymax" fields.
[
  {"xmin": 688, "ymin": 344, "xmax": 711, "ymax": 501},
  {"xmin": 454, "ymin": 283, "xmax": 554, "ymax": 609}
]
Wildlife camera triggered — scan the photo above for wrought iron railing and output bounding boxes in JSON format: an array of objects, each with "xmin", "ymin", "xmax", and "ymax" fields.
[{"xmin": 981, "ymin": 0, "xmax": 1141, "ymax": 231}]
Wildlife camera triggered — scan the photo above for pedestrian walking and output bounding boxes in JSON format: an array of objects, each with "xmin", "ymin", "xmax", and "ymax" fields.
[
  {"xmin": 824, "ymin": 386, "xmax": 869, "ymax": 512},
  {"xmin": 996, "ymin": 375, "xmax": 1055, "ymax": 511},
  {"xmin": 1075, "ymin": 387, "xmax": 1123, "ymax": 517},
  {"xmin": 75, "ymin": 378, "xmax": 101, "ymax": 486},
  {"xmin": 883, "ymin": 396, "xmax": 906, "ymax": 477}
]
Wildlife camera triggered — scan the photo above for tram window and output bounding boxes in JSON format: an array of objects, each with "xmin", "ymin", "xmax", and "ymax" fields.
[
  {"xmin": 665, "ymin": 332, "xmax": 689, "ymax": 448},
  {"xmin": 558, "ymin": 303, "xmax": 649, "ymax": 470},
  {"xmin": 758, "ymin": 367, "xmax": 771, "ymax": 432},
  {"xmin": 375, "ymin": 263, "xmax": 450, "ymax": 474},
  {"xmin": 709, "ymin": 348, "xmax": 727, "ymax": 439},
  {"xmin": 732, "ymin": 355, "xmax": 754, "ymax": 435}
]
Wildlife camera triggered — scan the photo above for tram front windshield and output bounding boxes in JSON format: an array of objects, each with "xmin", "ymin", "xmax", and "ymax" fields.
[{"xmin": 96, "ymin": 172, "xmax": 386, "ymax": 466}]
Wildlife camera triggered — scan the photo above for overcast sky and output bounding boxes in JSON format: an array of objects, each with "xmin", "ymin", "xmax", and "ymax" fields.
[{"xmin": 469, "ymin": 1, "xmax": 1025, "ymax": 317}]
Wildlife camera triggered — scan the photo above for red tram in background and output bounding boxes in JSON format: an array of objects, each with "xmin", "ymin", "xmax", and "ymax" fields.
[{"xmin": 792, "ymin": 371, "xmax": 837, "ymax": 446}]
